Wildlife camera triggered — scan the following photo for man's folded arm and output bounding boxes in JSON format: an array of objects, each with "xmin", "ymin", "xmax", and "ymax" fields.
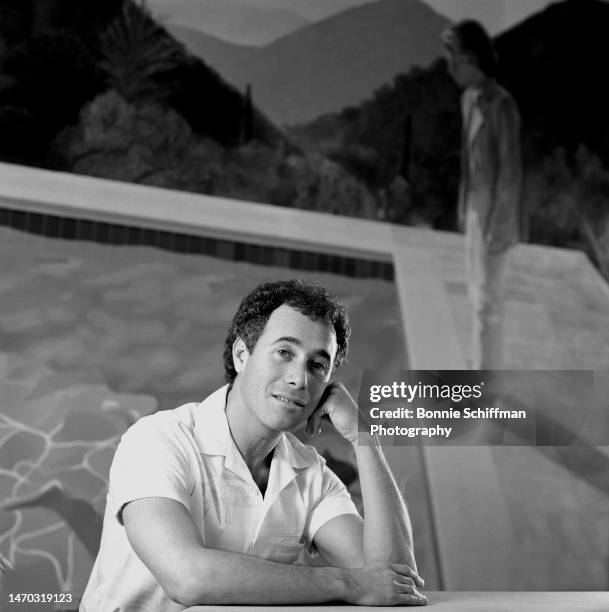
[
  {"xmin": 122, "ymin": 497, "xmax": 425, "ymax": 607},
  {"xmin": 122, "ymin": 496, "xmax": 344, "ymax": 606}
]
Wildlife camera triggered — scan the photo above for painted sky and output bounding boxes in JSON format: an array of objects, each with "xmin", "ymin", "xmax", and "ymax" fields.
[
  {"xmin": 147, "ymin": 0, "xmax": 556, "ymax": 35},
  {"xmin": 422, "ymin": 0, "xmax": 553, "ymax": 34}
]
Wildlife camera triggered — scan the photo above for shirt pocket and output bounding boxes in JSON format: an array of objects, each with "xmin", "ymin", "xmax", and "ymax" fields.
[{"xmin": 251, "ymin": 533, "xmax": 307, "ymax": 564}]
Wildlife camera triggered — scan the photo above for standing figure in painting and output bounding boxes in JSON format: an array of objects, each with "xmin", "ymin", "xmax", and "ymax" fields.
[{"xmin": 442, "ymin": 20, "xmax": 522, "ymax": 369}]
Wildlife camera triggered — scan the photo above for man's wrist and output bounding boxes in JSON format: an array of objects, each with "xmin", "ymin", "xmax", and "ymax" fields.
[
  {"xmin": 317, "ymin": 566, "xmax": 348, "ymax": 602},
  {"xmin": 350, "ymin": 431, "xmax": 381, "ymax": 449}
]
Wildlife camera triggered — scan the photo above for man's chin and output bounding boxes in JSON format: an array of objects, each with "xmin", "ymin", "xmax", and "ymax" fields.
[{"xmin": 263, "ymin": 406, "xmax": 306, "ymax": 434}]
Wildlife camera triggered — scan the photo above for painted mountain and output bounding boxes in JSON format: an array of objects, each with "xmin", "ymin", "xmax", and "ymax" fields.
[
  {"xmin": 168, "ymin": 0, "xmax": 450, "ymax": 125},
  {"xmin": 235, "ymin": 0, "xmax": 372, "ymax": 21},
  {"xmin": 147, "ymin": 0, "xmax": 309, "ymax": 46}
]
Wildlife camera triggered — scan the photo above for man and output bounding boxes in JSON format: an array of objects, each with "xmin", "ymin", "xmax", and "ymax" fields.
[
  {"xmin": 442, "ymin": 21, "xmax": 522, "ymax": 369},
  {"xmin": 81, "ymin": 279, "xmax": 426, "ymax": 609}
]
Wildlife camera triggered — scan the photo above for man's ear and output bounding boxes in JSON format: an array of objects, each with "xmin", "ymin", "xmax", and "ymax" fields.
[{"xmin": 232, "ymin": 337, "xmax": 250, "ymax": 374}]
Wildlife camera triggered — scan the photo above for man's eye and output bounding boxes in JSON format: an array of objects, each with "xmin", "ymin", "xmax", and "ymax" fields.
[
  {"xmin": 277, "ymin": 349, "xmax": 292, "ymax": 358},
  {"xmin": 311, "ymin": 361, "xmax": 329, "ymax": 373}
]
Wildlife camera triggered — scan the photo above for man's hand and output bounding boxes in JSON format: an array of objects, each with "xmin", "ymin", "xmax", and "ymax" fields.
[
  {"xmin": 305, "ymin": 382, "xmax": 364, "ymax": 446},
  {"xmin": 341, "ymin": 564, "xmax": 427, "ymax": 606}
]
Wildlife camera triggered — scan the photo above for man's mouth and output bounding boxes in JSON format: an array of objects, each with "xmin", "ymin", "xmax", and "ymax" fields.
[{"xmin": 272, "ymin": 394, "xmax": 306, "ymax": 408}]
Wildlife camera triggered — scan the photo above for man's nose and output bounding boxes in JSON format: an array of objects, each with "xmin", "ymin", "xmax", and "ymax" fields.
[{"xmin": 286, "ymin": 360, "xmax": 307, "ymax": 388}]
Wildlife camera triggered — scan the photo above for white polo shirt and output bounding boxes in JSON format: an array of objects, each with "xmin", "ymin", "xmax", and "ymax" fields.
[{"xmin": 81, "ymin": 385, "xmax": 359, "ymax": 611}]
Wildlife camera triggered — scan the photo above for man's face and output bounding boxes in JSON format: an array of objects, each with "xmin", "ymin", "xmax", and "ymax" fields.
[
  {"xmin": 446, "ymin": 51, "xmax": 479, "ymax": 89},
  {"xmin": 233, "ymin": 304, "xmax": 338, "ymax": 434}
]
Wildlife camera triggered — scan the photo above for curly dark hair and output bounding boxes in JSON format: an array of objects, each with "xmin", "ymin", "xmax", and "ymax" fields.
[{"xmin": 223, "ymin": 279, "xmax": 351, "ymax": 384}]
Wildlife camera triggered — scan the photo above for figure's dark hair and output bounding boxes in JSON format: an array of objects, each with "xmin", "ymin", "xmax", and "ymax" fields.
[
  {"xmin": 445, "ymin": 20, "xmax": 498, "ymax": 78},
  {"xmin": 223, "ymin": 279, "xmax": 351, "ymax": 383}
]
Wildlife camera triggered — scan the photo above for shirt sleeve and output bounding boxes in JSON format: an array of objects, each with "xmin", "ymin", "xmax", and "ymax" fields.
[
  {"xmin": 305, "ymin": 456, "xmax": 360, "ymax": 542},
  {"xmin": 107, "ymin": 414, "xmax": 195, "ymax": 525}
]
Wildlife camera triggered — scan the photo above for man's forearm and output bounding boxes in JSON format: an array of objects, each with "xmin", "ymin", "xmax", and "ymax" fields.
[
  {"xmin": 175, "ymin": 547, "xmax": 345, "ymax": 606},
  {"xmin": 306, "ymin": 382, "xmax": 420, "ymax": 579},
  {"xmin": 354, "ymin": 435, "xmax": 417, "ymax": 570}
]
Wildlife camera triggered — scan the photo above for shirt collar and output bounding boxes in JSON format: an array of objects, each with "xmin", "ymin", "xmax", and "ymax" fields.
[
  {"xmin": 470, "ymin": 78, "xmax": 498, "ymax": 105},
  {"xmin": 275, "ymin": 431, "xmax": 317, "ymax": 470},
  {"xmin": 193, "ymin": 384, "xmax": 232, "ymax": 455},
  {"xmin": 193, "ymin": 384, "xmax": 317, "ymax": 470}
]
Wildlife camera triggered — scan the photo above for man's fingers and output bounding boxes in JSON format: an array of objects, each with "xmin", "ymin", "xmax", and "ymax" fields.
[
  {"xmin": 394, "ymin": 579, "xmax": 428, "ymax": 606},
  {"xmin": 393, "ymin": 576, "xmax": 415, "ymax": 588},
  {"xmin": 393, "ymin": 579, "xmax": 416, "ymax": 599},
  {"xmin": 305, "ymin": 404, "xmax": 326, "ymax": 437},
  {"xmin": 304, "ymin": 415, "xmax": 316, "ymax": 437},
  {"xmin": 394, "ymin": 575, "xmax": 428, "ymax": 605},
  {"xmin": 311, "ymin": 408, "xmax": 324, "ymax": 435},
  {"xmin": 398, "ymin": 591, "xmax": 428, "ymax": 606},
  {"xmin": 391, "ymin": 563, "xmax": 425, "ymax": 587},
  {"xmin": 390, "ymin": 563, "xmax": 416, "ymax": 574}
]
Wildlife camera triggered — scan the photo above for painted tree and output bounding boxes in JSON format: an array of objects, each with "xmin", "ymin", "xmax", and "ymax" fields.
[
  {"xmin": 52, "ymin": 90, "xmax": 221, "ymax": 193},
  {"xmin": 98, "ymin": 0, "xmax": 183, "ymax": 104}
]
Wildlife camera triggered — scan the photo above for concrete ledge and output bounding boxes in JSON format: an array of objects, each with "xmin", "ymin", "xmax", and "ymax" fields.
[{"xmin": 0, "ymin": 163, "xmax": 392, "ymax": 262}]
